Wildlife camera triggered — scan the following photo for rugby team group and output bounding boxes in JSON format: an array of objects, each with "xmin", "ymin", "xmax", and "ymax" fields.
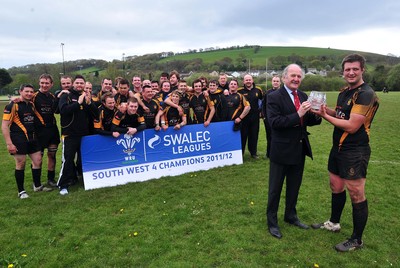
[{"xmin": 2, "ymin": 53, "xmax": 379, "ymax": 251}]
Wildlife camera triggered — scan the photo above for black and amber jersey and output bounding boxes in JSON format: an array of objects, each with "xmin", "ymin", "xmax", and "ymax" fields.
[
  {"xmin": 218, "ymin": 83, "xmax": 229, "ymax": 91},
  {"xmin": 138, "ymin": 99, "xmax": 161, "ymax": 129},
  {"xmin": 32, "ymin": 91, "xmax": 58, "ymax": 127},
  {"xmin": 3, "ymin": 101, "xmax": 44, "ymax": 140},
  {"xmin": 155, "ymin": 91, "xmax": 171, "ymax": 107},
  {"xmin": 209, "ymin": 91, "xmax": 228, "ymax": 122},
  {"xmin": 238, "ymin": 85, "xmax": 263, "ymax": 115},
  {"xmin": 177, "ymin": 92, "xmax": 191, "ymax": 117},
  {"xmin": 111, "ymin": 111, "xmax": 146, "ymax": 133},
  {"xmin": 94, "ymin": 105, "xmax": 117, "ymax": 135},
  {"xmin": 333, "ymin": 83, "xmax": 379, "ymax": 149},
  {"xmin": 225, "ymin": 92, "xmax": 250, "ymax": 120},
  {"xmin": 189, "ymin": 93, "xmax": 214, "ymax": 124},
  {"xmin": 163, "ymin": 106, "xmax": 185, "ymax": 127},
  {"xmin": 114, "ymin": 93, "xmax": 130, "ymax": 107}
]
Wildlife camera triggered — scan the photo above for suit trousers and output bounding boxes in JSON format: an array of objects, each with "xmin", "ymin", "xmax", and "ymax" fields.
[{"xmin": 267, "ymin": 156, "xmax": 305, "ymax": 228}]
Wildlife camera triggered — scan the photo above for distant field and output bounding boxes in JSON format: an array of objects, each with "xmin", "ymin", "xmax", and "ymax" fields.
[
  {"xmin": 0, "ymin": 96, "xmax": 11, "ymax": 101},
  {"xmin": 159, "ymin": 46, "xmax": 358, "ymax": 66}
]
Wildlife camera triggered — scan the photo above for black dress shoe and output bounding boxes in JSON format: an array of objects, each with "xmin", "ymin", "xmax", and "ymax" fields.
[
  {"xmin": 269, "ymin": 227, "xmax": 282, "ymax": 239},
  {"xmin": 291, "ymin": 220, "xmax": 309, "ymax": 229}
]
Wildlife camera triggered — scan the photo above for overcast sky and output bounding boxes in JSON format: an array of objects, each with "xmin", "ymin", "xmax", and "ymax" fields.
[{"xmin": 1, "ymin": 0, "xmax": 399, "ymax": 69}]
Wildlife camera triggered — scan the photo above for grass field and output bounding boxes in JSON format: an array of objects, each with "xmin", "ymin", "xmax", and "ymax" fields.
[
  {"xmin": 0, "ymin": 92, "xmax": 399, "ymax": 267},
  {"xmin": 160, "ymin": 46, "xmax": 358, "ymax": 66}
]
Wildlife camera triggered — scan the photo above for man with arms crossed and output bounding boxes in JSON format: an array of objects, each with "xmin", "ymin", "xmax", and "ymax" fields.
[{"xmin": 311, "ymin": 54, "xmax": 379, "ymax": 252}]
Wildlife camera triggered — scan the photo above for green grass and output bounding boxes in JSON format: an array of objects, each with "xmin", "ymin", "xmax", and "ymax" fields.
[
  {"xmin": 0, "ymin": 92, "xmax": 399, "ymax": 267},
  {"xmin": 160, "ymin": 46, "xmax": 361, "ymax": 66}
]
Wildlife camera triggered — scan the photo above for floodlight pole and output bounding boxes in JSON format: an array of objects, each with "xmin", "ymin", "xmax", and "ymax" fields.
[{"xmin": 61, "ymin": 43, "xmax": 66, "ymax": 75}]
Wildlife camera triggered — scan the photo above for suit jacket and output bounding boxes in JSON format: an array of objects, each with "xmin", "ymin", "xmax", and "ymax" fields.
[
  {"xmin": 267, "ymin": 86, "xmax": 321, "ymax": 165},
  {"xmin": 262, "ymin": 88, "xmax": 278, "ymax": 127}
]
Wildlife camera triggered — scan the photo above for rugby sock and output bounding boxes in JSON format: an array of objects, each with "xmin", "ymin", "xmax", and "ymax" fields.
[
  {"xmin": 330, "ymin": 191, "xmax": 346, "ymax": 223},
  {"xmin": 351, "ymin": 200, "xmax": 368, "ymax": 244},
  {"xmin": 32, "ymin": 168, "xmax": 42, "ymax": 187},
  {"xmin": 15, "ymin": 169, "xmax": 25, "ymax": 193},
  {"xmin": 48, "ymin": 170, "xmax": 55, "ymax": 182}
]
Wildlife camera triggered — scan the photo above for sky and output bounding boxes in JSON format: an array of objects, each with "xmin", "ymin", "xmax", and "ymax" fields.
[{"xmin": 1, "ymin": 0, "xmax": 400, "ymax": 69}]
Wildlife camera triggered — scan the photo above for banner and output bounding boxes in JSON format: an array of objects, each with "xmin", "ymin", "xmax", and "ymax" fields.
[{"xmin": 81, "ymin": 121, "xmax": 242, "ymax": 190}]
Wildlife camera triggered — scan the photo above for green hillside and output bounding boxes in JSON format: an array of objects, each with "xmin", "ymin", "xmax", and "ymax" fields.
[
  {"xmin": 157, "ymin": 46, "xmax": 389, "ymax": 68},
  {"xmin": 4, "ymin": 45, "xmax": 400, "ymax": 93}
]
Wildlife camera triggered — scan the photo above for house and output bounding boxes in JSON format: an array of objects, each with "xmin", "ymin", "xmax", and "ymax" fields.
[
  {"xmin": 180, "ymin": 71, "xmax": 194, "ymax": 79},
  {"xmin": 231, "ymin": 71, "xmax": 241, "ymax": 78},
  {"xmin": 209, "ymin": 71, "xmax": 219, "ymax": 77}
]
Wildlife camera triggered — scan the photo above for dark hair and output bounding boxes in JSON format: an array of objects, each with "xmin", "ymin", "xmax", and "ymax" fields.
[
  {"xmin": 229, "ymin": 79, "xmax": 239, "ymax": 85},
  {"xmin": 160, "ymin": 72, "xmax": 169, "ymax": 79},
  {"xmin": 39, "ymin": 73, "xmax": 54, "ymax": 83},
  {"xmin": 101, "ymin": 92, "xmax": 114, "ymax": 103},
  {"xmin": 160, "ymin": 81, "xmax": 171, "ymax": 88},
  {"xmin": 169, "ymin": 70, "xmax": 180, "ymax": 81},
  {"xmin": 127, "ymin": 97, "xmax": 138, "ymax": 104},
  {"xmin": 198, "ymin": 76, "xmax": 208, "ymax": 83},
  {"xmin": 179, "ymin": 79, "xmax": 187, "ymax": 84},
  {"xmin": 208, "ymin": 80, "xmax": 218, "ymax": 85},
  {"xmin": 102, "ymin": 77, "xmax": 112, "ymax": 83},
  {"xmin": 74, "ymin": 74, "xmax": 86, "ymax": 82},
  {"xmin": 119, "ymin": 78, "xmax": 130, "ymax": 86},
  {"xmin": 192, "ymin": 79, "xmax": 202, "ymax": 88},
  {"xmin": 19, "ymin": 84, "xmax": 34, "ymax": 91},
  {"xmin": 142, "ymin": 85, "xmax": 152, "ymax": 91},
  {"xmin": 341, "ymin": 54, "xmax": 366, "ymax": 71},
  {"xmin": 61, "ymin": 75, "xmax": 72, "ymax": 80}
]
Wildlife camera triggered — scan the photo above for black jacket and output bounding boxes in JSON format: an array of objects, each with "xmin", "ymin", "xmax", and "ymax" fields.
[
  {"xmin": 267, "ymin": 86, "xmax": 321, "ymax": 165},
  {"xmin": 58, "ymin": 89, "xmax": 99, "ymax": 136}
]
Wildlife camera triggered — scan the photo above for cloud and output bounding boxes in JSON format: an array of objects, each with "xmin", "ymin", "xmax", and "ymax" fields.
[{"xmin": 1, "ymin": 0, "xmax": 399, "ymax": 68}]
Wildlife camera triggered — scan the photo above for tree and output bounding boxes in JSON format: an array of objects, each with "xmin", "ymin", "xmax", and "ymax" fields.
[
  {"xmin": 370, "ymin": 65, "xmax": 390, "ymax": 90},
  {"xmin": 386, "ymin": 63, "xmax": 400, "ymax": 91},
  {"xmin": 0, "ymin": 68, "xmax": 13, "ymax": 88}
]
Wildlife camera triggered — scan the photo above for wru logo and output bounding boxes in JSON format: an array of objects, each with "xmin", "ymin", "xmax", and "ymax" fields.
[{"xmin": 116, "ymin": 134, "xmax": 141, "ymax": 155}]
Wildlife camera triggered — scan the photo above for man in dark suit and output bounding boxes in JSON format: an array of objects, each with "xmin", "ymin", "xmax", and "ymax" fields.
[
  {"xmin": 262, "ymin": 75, "xmax": 281, "ymax": 158},
  {"xmin": 266, "ymin": 64, "xmax": 321, "ymax": 239}
]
